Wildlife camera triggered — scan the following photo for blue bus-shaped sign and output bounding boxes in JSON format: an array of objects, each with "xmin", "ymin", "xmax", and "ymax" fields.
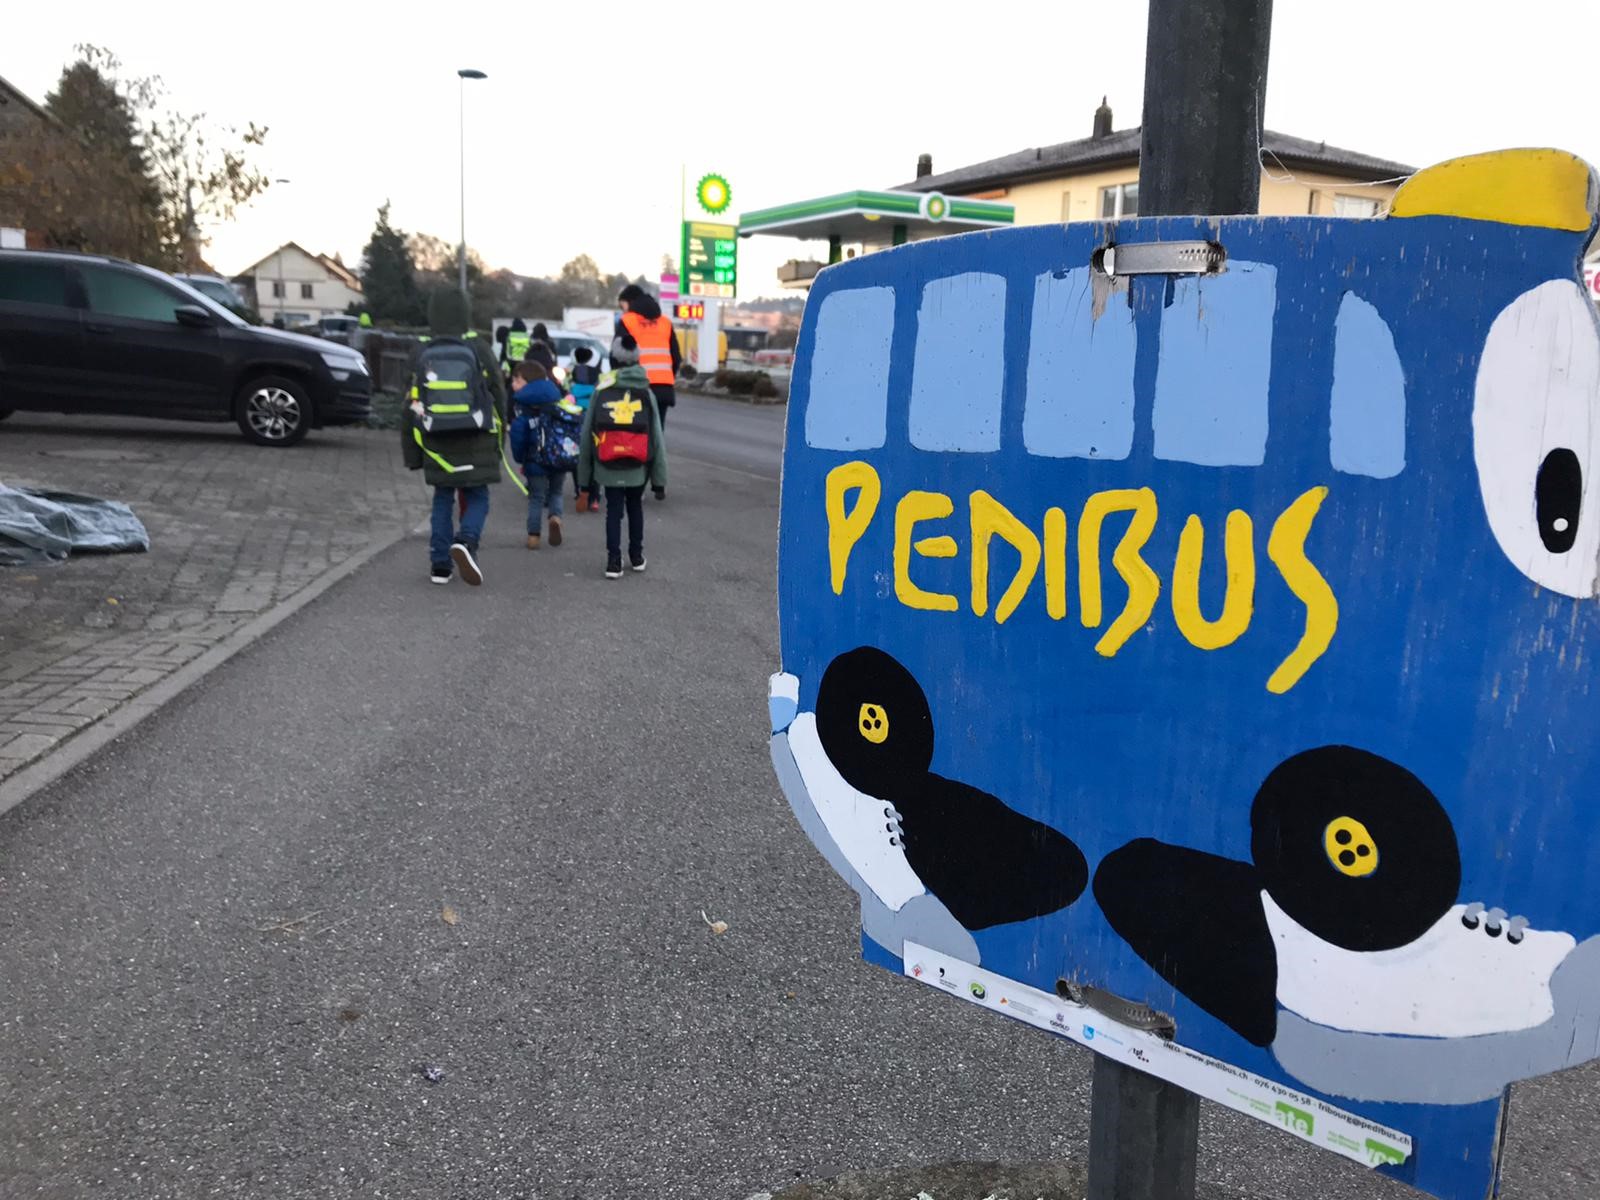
[{"xmin": 767, "ymin": 150, "xmax": 1600, "ymax": 1200}]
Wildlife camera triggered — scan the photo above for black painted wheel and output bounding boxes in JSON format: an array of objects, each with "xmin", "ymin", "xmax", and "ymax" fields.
[
  {"xmin": 815, "ymin": 645, "xmax": 1087, "ymax": 928},
  {"xmin": 814, "ymin": 646, "xmax": 935, "ymax": 795},
  {"xmin": 1250, "ymin": 746, "xmax": 1460, "ymax": 952}
]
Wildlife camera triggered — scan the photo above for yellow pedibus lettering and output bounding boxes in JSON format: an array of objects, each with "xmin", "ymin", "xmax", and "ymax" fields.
[
  {"xmin": 1267, "ymin": 486, "xmax": 1338, "ymax": 693},
  {"xmin": 825, "ymin": 461, "xmax": 881, "ymax": 595},
  {"xmin": 1172, "ymin": 511, "xmax": 1256, "ymax": 650},
  {"xmin": 895, "ymin": 491, "xmax": 960, "ymax": 612},
  {"xmin": 1078, "ymin": 488, "xmax": 1161, "ymax": 657},
  {"xmin": 970, "ymin": 490, "xmax": 1042, "ymax": 625},
  {"xmin": 1044, "ymin": 506, "xmax": 1068, "ymax": 621},
  {"xmin": 823, "ymin": 469, "xmax": 1339, "ymax": 687}
]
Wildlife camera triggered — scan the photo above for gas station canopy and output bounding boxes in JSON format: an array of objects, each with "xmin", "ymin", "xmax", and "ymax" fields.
[{"xmin": 738, "ymin": 188, "xmax": 1013, "ymax": 243}]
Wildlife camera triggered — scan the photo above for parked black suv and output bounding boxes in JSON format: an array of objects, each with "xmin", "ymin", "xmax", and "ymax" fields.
[{"xmin": 0, "ymin": 250, "xmax": 372, "ymax": 445}]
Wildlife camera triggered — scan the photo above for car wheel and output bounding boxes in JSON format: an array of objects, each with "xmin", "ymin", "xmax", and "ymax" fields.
[{"xmin": 235, "ymin": 375, "xmax": 310, "ymax": 446}]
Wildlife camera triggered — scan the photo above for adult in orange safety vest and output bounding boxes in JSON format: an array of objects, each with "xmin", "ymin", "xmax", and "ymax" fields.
[{"xmin": 617, "ymin": 284, "xmax": 681, "ymax": 430}]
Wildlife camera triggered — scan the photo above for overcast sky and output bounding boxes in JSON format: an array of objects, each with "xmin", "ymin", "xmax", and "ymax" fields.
[{"xmin": 9, "ymin": 2, "xmax": 1600, "ymax": 298}]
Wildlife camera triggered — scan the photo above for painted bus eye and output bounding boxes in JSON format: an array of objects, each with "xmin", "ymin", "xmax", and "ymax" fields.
[
  {"xmin": 1536, "ymin": 448, "xmax": 1582, "ymax": 553},
  {"xmin": 1474, "ymin": 280, "xmax": 1600, "ymax": 597}
]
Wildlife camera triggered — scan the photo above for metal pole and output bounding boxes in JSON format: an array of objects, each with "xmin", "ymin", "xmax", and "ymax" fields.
[
  {"xmin": 1087, "ymin": 1054, "xmax": 1199, "ymax": 1200},
  {"xmin": 458, "ymin": 73, "xmax": 467, "ymax": 301},
  {"xmin": 1085, "ymin": 3, "xmax": 1272, "ymax": 1198},
  {"xmin": 1137, "ymin": 0, "xmax": 1273, "ymax": 216},
  {"xmin": 271, "ymin": 179, "xmax": 290, "ymax": 327}
]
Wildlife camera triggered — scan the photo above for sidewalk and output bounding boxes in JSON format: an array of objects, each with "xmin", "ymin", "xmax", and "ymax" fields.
[{"xmin": 0, "ymin": 414, "xmax": 415, "ymax": 784}]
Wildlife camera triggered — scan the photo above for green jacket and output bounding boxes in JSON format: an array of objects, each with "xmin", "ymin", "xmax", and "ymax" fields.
[
  {"xmin": 401, "ymin": 291, "xmax": 508, "ymax": 488},
  {"xmin": 576, "ymin": 365, "xmax": 668, "ymax": 492}
]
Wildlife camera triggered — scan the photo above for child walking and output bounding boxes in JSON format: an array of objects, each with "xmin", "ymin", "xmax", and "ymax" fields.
[
  {"xmin": 401, "ymin": 289, "xmax": 505, "ymax": 585},
  {"xmin": 567, "ymin": 346, "xmax": 604, "ymax": 512},
  {"xmin": 568, "ymin": 346, "xmax": 601, "ymax": 407},
  {"xmin": 576, "ymin": 339, "xmax": 667, "ymax": 578},
  {"xmin": 508, "ymin": 360, "xmax": 581, "ymax": 549}
]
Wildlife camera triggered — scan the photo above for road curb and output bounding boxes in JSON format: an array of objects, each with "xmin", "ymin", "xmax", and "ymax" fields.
[{"xmin": 0, "ymin": 521, "xmax": 421, "ymax": 821}]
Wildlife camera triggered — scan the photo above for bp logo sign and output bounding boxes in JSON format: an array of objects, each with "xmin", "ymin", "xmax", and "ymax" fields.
[
  {"xmin": 697, "ymin": 173, "xmax": 732, "ymax": 215},
  {"xmin": 921, "ymin": 192, "xmax": 949, "ymax": 221}
]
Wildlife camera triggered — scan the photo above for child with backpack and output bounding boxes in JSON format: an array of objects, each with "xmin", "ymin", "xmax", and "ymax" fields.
[
  {"xmin": 401, "ymin": 290, "xmax": 505, "ymax": 585},
  {"xmin": 568, "ymin": 346, "xmax": 603, "ymax": 512},
  {"xmin": 568, "ymin": 346, "xmax": 601, "ymax": 408},
  {"xmin": 508, "ymin": 360, "xmax": 583, "ymax": 549},
  {"xmin": 576, "ymin": 337, "xmax": 667, "ymax": 579}
]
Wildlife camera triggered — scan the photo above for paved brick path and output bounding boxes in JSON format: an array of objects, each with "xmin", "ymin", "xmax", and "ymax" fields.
[{"xmin": 0, "ymin": 414, "xmax": 415, "ymax": 780}]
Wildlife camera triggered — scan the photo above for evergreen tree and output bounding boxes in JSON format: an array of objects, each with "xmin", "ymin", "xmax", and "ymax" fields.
[{"xmin": 360, "ymin": 203, "xmax": 424, "ymax": 324}]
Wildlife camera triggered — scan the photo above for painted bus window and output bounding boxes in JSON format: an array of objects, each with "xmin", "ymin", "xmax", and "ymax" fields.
[
  {"xmin": 1329, "ymin": 292, "xmax": 1407, "ymax": 478},
  {"xmin": 909, "ymin": 272, "xmax": 1006, "ymax": 452},
  {"xmin": 768, "ymin": 149, "xmax": 1600, "ymax": 1200},
  {"xmin": 1152, "ymin": 261, "xmax": 1276, "ymax": 466},
  {"xmin": 801, "ymin": 286, "xmax": 894, "ymax": 451},
  {"xmin": 1023, "ymin": 267, "xmax": 1138, "ymax": 460}
]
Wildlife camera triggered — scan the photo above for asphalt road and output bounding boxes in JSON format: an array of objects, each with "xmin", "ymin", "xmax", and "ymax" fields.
[{"xmin": 1, "ymin": 396, "xmax": 1597, "ymax": 1200}]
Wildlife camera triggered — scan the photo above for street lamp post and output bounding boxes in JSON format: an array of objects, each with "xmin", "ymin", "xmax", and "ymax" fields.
[
  {"xmin": 273, "ymin": 178, "xmax": 291, "ymax": 327},
  {"xmin": 457, "ymin": 69, "xmax": 487, "ymax": 309}
]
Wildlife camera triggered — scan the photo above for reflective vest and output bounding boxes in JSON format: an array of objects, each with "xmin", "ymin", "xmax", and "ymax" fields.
[
  {"xmin": 506, "ymin": 331, "xmax": 531, "ymax": 362},
  {"xmin": 621, "ymin": 311, "xmax": 675, "ymax": 386}
]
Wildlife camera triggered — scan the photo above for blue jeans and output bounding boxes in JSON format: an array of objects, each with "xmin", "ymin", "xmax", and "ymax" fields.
[
  {"xmin": 524, "ymin": 468, "xmax": 566, "ymax": 531},
  {"xmin": 430, "ymin": 485, "xmax": 488, "ymax": 567}
]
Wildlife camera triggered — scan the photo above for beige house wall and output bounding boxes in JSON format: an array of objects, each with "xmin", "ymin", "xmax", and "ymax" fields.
[
  {"xmin": 843, "ymin": 163, "xmax": 1406, "ymax": 260},
  {"xmin": 958, "ymin": 166, "xmax": 1402, "ymax": 226},
  {"xmin": 1264, "ymin": 169, "xmax": 1402, "ymax": 216}
]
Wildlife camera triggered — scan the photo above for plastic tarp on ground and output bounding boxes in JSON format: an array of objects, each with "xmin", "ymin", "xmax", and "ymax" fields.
[{"xmin": 0, "ymin": 485, "xmax": 149, "ymax": 566}]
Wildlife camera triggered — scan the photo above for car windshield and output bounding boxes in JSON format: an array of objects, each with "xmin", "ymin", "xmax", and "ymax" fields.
[
  {"xmin": 156, "ymin": 268, "xmax": 247, "ymax": 328},
  {"xmin": 185, "ymin": 278, "xmax": 237, "ymax": 307},
  {"xmin": 553, "ymin": 336, "xmax": 604, "ymax": 357}
]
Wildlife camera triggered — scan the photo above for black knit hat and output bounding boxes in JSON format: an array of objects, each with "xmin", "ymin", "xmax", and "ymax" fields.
[{"xmin": 618, "ymin": 283, "xmax": 648, "ymax": 306}]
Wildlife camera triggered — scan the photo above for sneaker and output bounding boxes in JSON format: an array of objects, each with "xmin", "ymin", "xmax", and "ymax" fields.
[
  {"xmin": 630, "ymin": 553, "xmax": 647, "ymax": 573},
  {"xmin": 768, "ymin": 678, "xmax": 921, "ymax": 908},
  {"xmin": 604, "ymin": 556, "xmax": 623, "ymax": 579},
  {"xmin": 589, "ymin": 498, "xmax": 602, "ymax": 513},
  {"xmin": 526, "ymin": 534, "xmax": 540, "ymax": 549},
  {"xmin": 1264, "ymin": 893, "xmax": 1576, "ymax": 1037},
  {"xmin": 450, "ymin": 542, "xmax": 483, "ymax": 586},
  {"xmin": 430, "ymin": 566, "xmax": 451, "ymax": 585},
  {"xmin": 548, "ymin": 516, "xmax": 563, "ymax": 547}
]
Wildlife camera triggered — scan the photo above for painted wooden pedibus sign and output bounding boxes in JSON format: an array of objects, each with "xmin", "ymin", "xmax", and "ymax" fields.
[{"xmin": 767, "ymin": 150, "xmax": 1600, "ymax": 1200}]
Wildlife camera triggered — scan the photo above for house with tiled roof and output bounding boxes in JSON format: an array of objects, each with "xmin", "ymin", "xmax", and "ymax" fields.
[
  {"xmin": 742, "ymin": 99, "xmax": 1418, "ymax": 288},
  {"xmin": 898, "ymin": 98, "xmax": 1415, "ymax": 227},
  {"xmin": 235, "ymin": 242, "xmax": 363, "ymax": 325}
]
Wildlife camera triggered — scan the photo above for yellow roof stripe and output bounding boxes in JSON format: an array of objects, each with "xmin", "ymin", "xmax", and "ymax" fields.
[{"xmin": 1390, "ymin": 148, "xmax": 1597, "ymax": 233}]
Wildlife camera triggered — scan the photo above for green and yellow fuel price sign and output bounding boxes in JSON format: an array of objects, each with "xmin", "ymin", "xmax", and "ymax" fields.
[{"xmin": 682, "ymin": 221, "xmax": 737, "ymax": 299}]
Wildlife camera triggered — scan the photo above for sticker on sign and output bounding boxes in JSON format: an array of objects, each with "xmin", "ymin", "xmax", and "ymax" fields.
[{"xmin": 903, "ymin": 942, "xmax": 1413, "ymax": 1171}]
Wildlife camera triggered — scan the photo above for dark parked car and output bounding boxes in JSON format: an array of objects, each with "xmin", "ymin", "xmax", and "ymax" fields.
[{"xmin": 0, "ymin": 250, "xmax": 371, "ymax": 445}]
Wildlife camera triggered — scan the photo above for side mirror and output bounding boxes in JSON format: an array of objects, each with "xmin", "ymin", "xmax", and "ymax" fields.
[{"xmin": 174, "ymin": 305, "xmax": 213, "ymax": 329}]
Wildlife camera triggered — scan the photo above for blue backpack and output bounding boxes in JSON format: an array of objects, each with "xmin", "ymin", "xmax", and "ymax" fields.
[{"xmin": 527, "ymin": 403, "xmax": 583, "ymax": 471}]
